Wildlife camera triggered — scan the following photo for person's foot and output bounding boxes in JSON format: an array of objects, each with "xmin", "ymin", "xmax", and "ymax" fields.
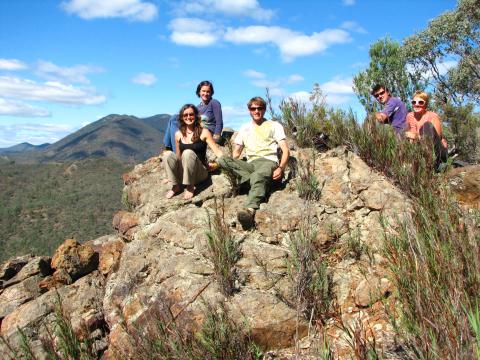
[
  {"xmin": 166, "ymin": 185, "xmax": 181, "ymax": 199},
  {"xmin": 183, "ymin": 185, "xmax": 195, "ymax": 200},
  {"xmin": 237, "ymin": 208, "xmax": 256, "ymax": 230}
]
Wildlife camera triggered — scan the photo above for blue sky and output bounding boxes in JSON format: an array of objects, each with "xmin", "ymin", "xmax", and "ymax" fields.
[{"xmin": 0, "ymin": 0, "xmax": 457, "ymax": 147}]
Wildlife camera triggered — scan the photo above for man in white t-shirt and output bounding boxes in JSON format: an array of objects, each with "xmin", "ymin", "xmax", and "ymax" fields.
[{"xmin": 218, "ymin": 96, "xmax": 290, "ymax": 230}]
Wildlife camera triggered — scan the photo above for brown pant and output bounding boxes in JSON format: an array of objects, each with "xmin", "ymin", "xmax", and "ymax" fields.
[{"xmin": 163, "ymin": 150, "xmax": 208, "ymax": 186}]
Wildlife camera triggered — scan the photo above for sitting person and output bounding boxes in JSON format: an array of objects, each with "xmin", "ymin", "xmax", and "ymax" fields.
[
  {"xmin": 218, "ymin": 96, "xmax": 289, "ymax": 230},
  {"xmin": 371, "ymin": 84, "xmax": 408, "ymax": 135},
  {"xmin": 164, "ymin": 104, "xmax": 223, "ymax": 200},
  {"xmin": 405, "ymin": 90, "xmax": 448, "ymax": 168},
  {"xmin": 196, "ymin": 80, "xmax": 223, "ymax": 143}
]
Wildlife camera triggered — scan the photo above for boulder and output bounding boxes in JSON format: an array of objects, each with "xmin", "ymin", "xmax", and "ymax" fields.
[{"xmin": 51, "ymin": 239, "xmax": 99, "ymax": 283}]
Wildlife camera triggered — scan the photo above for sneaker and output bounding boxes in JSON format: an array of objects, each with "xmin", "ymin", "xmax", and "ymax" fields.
[{"xmin": 237, "ymin": 208, "xmax": 255, "ymax": 230}]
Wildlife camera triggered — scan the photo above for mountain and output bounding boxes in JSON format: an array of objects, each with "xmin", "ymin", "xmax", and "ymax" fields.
[
  {"xmin": 2, "ymin": 114, "xmax": 171, "ymax": 164},
  {"xmin": 0, "ymin": 142, "xmax": 49, "ymax": 155}
]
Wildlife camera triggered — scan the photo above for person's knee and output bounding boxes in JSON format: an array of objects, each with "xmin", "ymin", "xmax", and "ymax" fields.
[
  {"xmin": 420, "ymin": 122, "xmax": 438, "ymax": 138},
  {"xmin": 181, "ymin": 149, "xmax": 196, "ymax": 161},
  {"xmin": 163, "ymin": 150, "xmax": 175, "ymax": 161},
  {"xmin": 250, "ymin": 171, "xmax": 271, "ymax": 184},
  {"xmin": 217, "ymin": 155, "xmax": 228, "ymax": 168}
]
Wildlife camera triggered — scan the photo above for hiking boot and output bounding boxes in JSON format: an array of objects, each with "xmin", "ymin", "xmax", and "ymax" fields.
[{"xmin": 237, "ymin": 208, "xmax": 255, "ymax": 230}]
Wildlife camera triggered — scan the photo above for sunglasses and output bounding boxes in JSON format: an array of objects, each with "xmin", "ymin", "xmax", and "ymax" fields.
[
  {"xmin": 411, "ymin": 100, "xmax": 426, "ymax": 106},
  {"xmin": 249, "ymin": 106, "xmax": 264, "ymax": 111},
  {"xmin": 374, "ymin": 90, "xmax": 386, "ymax": 98},
  {"xmin": 183, "ymin": 112, "xmax": 195, "ymax": 117}
]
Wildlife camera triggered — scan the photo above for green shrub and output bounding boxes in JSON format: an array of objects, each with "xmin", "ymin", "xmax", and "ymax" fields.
[
  {"xmin": 113, "ymin": 301, "xmax": 262, "ymax": 360},
  {"xmin": 286, "ymin": 213, "xmax": 332, "ymax": 322},
  {"xmin": 205, "ymin": 198, "xmax": 241, "ymax": 296},
  {"xmin": 295, "ymin": 150, "xmax": 321, "ymax": 201}
]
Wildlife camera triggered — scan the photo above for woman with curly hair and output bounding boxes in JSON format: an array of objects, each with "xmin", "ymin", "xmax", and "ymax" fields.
[{"xmin": 163, "ymin": 104, "xmax": 223, "ymax": 200}]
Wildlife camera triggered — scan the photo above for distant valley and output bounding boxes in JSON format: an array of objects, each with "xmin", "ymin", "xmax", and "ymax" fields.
[
  {"xmin": 0, "ymin": 113, "xmax": 171, "ymax": 261},
  {"xmin": 0, "ymin": 113, "xmax": 171, "ymax": 164}
]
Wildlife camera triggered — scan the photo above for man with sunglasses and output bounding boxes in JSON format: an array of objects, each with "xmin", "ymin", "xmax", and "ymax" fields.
[
  {"xmin": 371, "ymin": 84, "xmax": 407, "ymax": 134},
  {"xmin": 218, "ymin": 96, "xmax": 289, "ymax": 230}
]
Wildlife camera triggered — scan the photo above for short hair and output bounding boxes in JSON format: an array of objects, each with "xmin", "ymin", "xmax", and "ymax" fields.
[
  {"xmin": 196, "ymin": 81, "xmax": 214, "ymax": 97},
  {"xmin": 412, "ymin": 90, "xmax": 429, "ymax": 107},
  {"xmin": 371, "ymin": 84, "xmax": 390, "ymax": 96},
  {"xmin": 247, "ymin": 96, "xmax": 267, "ymax": 109}
]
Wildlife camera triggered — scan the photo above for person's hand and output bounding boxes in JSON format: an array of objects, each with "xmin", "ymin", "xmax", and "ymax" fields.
[
  {"xmin": 374, "ymin": 112, "xmax": 385, "ymax": 122},
  {"xmin": 272, "ymin": 167, "xmax": 283, "ymax": 180},
  {"xmin": 405, "ymin": 131, "xmax": 417, "ymax": 141},
  {"xmin": 213, "ymin": 134, "xmax": 221, "ymax": 141}
]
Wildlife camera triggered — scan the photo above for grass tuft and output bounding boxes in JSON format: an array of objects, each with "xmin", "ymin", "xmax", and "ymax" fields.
[{"xmin": 205, "ymin": 198, "xmax": 242, "ymax": 296}]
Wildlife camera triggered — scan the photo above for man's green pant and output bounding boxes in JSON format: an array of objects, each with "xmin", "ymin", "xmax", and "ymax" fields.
[{"xmin": 218, "ymin": 156, "xmax": 277, "ymax": 209}]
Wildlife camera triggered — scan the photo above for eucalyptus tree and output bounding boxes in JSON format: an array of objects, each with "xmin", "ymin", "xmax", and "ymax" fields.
[
  {"xmin": 353, "ymin": 37, "xmax": 424, "ymax": 115},
  {"xmin": 402, "ymin": 0, "xmax": 479, "ymax": 106}
]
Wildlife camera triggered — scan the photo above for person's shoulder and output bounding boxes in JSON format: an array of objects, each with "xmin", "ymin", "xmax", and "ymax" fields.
[
  {"xmin": 268, "ymin": 119, "xmax": 285, "ymax": 129},
  {"xmin": 239, "ymin": 122, "xmax": 252, "ymax": 132},
  {"xmin": 390, "ymin": 96, "xmax": 405, "ymax": 105},
  {"xmin": 426, "ymin": 111, "xmax": 441, "ymax": 120},
  {"xmin": 211, "ymin": 98, "xmax": 221, "ymax": 106}
]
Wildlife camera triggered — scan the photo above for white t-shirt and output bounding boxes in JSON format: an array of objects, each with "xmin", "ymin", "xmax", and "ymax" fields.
[{"xmin": 235, "ymin": 119, "xmax": 286, "ymax": 163}]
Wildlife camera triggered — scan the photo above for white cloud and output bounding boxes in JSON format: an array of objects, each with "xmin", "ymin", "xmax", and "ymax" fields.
[
  {"xmin": 0, "ymin": 123, "xmax": 78, "ymax": 147},
  {"xmin": 131, "ymin": 72, "xmax": 157, "ymax": 86},
  {"xmin": 342, "ymin": 0, "xmax": 356, "ymax": 6},
  {"xmin": 320, "ymin": 76, "xmax": 354, "ymax": 105},
  {"xmin": 61, "ymin": 0, "xmax": 158, "ymax": 22},
  {"xmin": 245, "ymin": 72, "xmax": 305, "ymax": 97},
  {"xmin": 287, "ymin": 91, "xmax": 310, "ymax": 103},
  {"xmin": 169, "ymin": 18, "xmax": 220, "ymax": 47},
  {"xmin": 321, "ymin": 76, "xmax": 354, "ymax": 94},
  {"xmin": 0, "ymin": 98, "xmax": 50, "ymax": 117},
  {"xmin": 341, "ymin": 21, "xmax": 367, "ymax": 34},
  {"xmin": 0, "ymin": 76, "xmax": 106, "ymax": 105},
  {"xmin": 36, "ymin": 60, "xmax": 104, "ymax": 84},
  {"xmin": 224, "ymin": 26, "xmax": 351, "ymax": 62},
  {"xmin": 176, "ymin": 0, "xmax": 274, "ymax": 21},
  {"xmin": 244, "ymin": 69, "xmax": 266, "ymax": 79},
  {"xmin": 286, "ymin": 74, "xmax": 304, "ymax": 83},
  {"xmin": 0, "ymin": 59, "xmax": 28, "ymax": 71}
]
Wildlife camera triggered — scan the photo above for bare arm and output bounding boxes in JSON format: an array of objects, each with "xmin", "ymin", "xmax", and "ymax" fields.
[
  {"xmin": 232, "ymin": 144, "xmax": 244, "ymax": 159},
  {"xmin": 202, "ymin": 129, "xmax": 223, "ymax": 157},
  {"xmin": 272, "ymin": 139, "xmax": 290, "ymax": 180},
  {"xmin": 174, "ymin": 131, "xmax": 182, "ymax": 159}
]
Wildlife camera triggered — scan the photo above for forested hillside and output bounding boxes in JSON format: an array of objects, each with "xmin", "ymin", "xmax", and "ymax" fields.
[{"xmin": 0, "ymin": 158, "xmax": 131, "ymax": 262}]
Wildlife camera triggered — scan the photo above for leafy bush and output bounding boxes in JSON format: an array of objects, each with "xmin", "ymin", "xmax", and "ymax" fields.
[{"xmin": 441, "ymin": 103, "xmax": 480, "ymax": 163}]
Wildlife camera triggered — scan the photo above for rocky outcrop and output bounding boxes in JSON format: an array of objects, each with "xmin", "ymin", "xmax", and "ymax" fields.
[
  {"xmin": 447, "ymin": 164, "xmax": 480, "ymax": 208},
  {"xmin": 0, "ymin": 146, "xmax": 414, "ymax": 359}
]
